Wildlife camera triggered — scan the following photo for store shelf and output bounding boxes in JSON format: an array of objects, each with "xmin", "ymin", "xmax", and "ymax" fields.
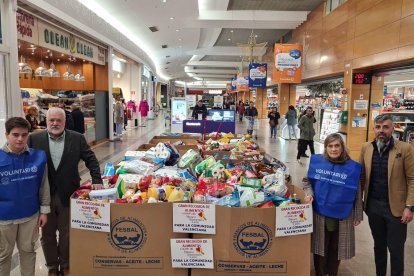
[{"xmin": 319, "ymin": 109, "xmax": 341, "ymax": 142}]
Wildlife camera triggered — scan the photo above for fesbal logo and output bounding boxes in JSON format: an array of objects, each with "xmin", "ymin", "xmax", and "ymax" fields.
[
  {"xmin": 233, "ymin": 222, "xmax": 273, "ymax": 258},
  {"xmin": 107, "ymin": 217, "xmax": 147, "ymax": 253}
]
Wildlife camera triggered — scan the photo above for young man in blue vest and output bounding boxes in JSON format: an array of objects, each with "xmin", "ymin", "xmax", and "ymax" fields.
[
  {"xmin": 360, "ymin": 114, "xmax": 414, "ymax": 276},
  {"xmin": 0, "ymin": 117, "xmax": 50, "ymax": 276}
]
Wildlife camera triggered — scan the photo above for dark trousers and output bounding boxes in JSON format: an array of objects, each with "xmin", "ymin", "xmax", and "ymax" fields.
[
  {"xmin": 297, "ymin": 139, "xmax": 315, "ymax": 159},
  {"xmin": 41, "ymin": 194, "xmax": 70, "ymax": 271},
  {"xmin": 366, "ymin": 198, "xmax": 407, "ymax": 276},
  {"xmin": 314, "ymin": 227, "xmax": 341, "ymax": 276}
]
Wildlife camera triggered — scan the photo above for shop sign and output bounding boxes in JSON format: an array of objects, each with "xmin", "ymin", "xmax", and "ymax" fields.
[
  {"xmin": 70, "ymin": 198, "xmax": 110, "ymax": 233},
  {"xmin": 37, "ymin": 21, "xmax": 105, "ymax": 65},
  {"xmin": 170, "ymin": 239, "xmax": 214, "ymax": 269},
  {"xmin": 273, "ymin": 44, "xmax": 303, "ymax": 84},
  {"xmin": 249, "ymin": 63, "xmax": 267, "ymax": 88},
  {"xmin": 231, "ymin": 77, "xmax": 237, "ymax": 91},
  {"xmin": 275, "ymin": 204, "xmax": 313, "ymax": 237},
  {"xmin": 173, "ymin": 203, "xmax": 216, "ymax": 234},
  {"xmin": 353, "ymin": 100, "xmax": 368, "ymax": 110},
  {"xmin": 16, "ymin": 10, "xmax": 38, "ymax": 45}
]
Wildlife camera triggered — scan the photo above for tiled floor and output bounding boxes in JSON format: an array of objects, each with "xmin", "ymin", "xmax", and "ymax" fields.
[{"xmin": 10, "ymin": 114, "xmax": 414, "ymax": 275}]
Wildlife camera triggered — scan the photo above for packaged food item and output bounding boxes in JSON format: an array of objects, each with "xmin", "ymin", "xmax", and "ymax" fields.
[
  {"xmin": 123, "ymin": 158, "xmax": 160, "ymax": 175},
  {"xmin": 89, "ymin": 187, "xmax": 119, "ymax": 201},
  {"xmin": 240, "ymin": 188, "xmax": 265, "ymax": 207},
  {"xmin": 103, "ymin": 163, "xmax": 115, "ymax": 176},
  {"xmin": 167, "ymin": 187, "xmax": 184, "ymax": 202},
  {"xmin": 195, "ymin": 156, "xmax": 216, "ymax": 175},
  {"xmin": 240, "ymin": 176, "xmax": 262, "ymax": 189},
  {"xmin": 178, "ymin": 149, "xmax": 203, "ymax": 169},
  {"xmin": 215, "ymin": 189, "xmax": 240, "ymax": 207},
  {"xmin": 124, "ymin": 151, "xmax": 146, "ymax": 161}
]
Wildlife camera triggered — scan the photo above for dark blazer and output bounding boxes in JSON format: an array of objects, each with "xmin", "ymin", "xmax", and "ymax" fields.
[
  {"xmin": 71, "ymin": 109, "xmax": 85, "ymax": 134},
  {"xmin": 28, "ymin": 130, "xmax": 102, "ymax": 207}
]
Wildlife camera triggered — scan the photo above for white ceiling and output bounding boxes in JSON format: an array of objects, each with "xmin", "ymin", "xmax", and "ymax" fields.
[{"xmin": 80, "ymin": 0, "xmax": 324, "ymax": 87}]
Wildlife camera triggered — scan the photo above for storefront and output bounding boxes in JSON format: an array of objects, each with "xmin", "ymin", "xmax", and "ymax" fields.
[{"xmin": 16, "ymin": 9, "xmax": 109, "ymax": 144}]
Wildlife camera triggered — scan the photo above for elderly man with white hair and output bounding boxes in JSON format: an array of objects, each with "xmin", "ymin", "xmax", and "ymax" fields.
[{"xmin": 28, "ymin": 107, "xmax": 102, "ymax": 276}]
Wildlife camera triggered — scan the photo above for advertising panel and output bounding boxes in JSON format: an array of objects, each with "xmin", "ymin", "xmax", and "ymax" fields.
[
  {"xmin": 236, "ymin": 73, "xmax": 249, "ymax": 92},
  {"xmin": 273, "ymin": 44, "xmax": 303, "ymax": 84},
  {"xmin": 231, "ymin": 77, "xmax": 237, "ymax": 91},
  {"xmin": 16, "ymin": 10, "xmax": 38, "ymax": 45},
  {"xmin": 249, "ymin": 63, "xmax": 267, "ymax": 88}
]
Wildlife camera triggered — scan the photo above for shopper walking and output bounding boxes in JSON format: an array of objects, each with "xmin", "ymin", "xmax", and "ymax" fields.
[
  {"xmin": 0, "ymin": 117, "xmax": 50, "ymax": 276},
  {"xmin": 244, "ymin": 101, "xmax": 258, "ymax": 136},
  {"xmin": 71, "ymin": 103, "xmax": 85, "ymax": 134},
  {"xmin": 237, "ymin": 101, "xmax": 245, "ymax": 122},
  {"xmin": 28, "ymin": 107, "xmax": 103, "ymax": 276},
  {"xmin": 359, "ymin": 114, "xmax": 414, "ymax": 276},
  {"xmin": 268, "ymin": 107, "xmax": 280, "ymax": 138},
  {"xmin": 303, "ymin": 133, "xmax": 362, "ymax": 276},
  {"xmin": 192, "ymin": 100, "xmax": 208, "ymax": 119},
  {"xmin": 285, "ymin": 105, "xmax": 297, "ymax": 139},
  {"xmin": 297, "ymin": 106, "xmax": 316, "ymax": 161}
]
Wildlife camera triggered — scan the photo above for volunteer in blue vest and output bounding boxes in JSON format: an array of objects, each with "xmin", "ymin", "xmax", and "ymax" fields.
[
  {"xmin": 360, "ymin": 114, "xmax": 414, "ymax": 276},
  {"xmin": 303, "ymin": 133, "xmax": 363, "ymax": 276},
  {"xmin": 0, "ymin": 117, "xmax": 50, "ymax": 276}
]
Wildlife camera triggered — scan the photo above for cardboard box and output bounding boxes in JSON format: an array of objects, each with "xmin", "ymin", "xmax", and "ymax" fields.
[
  {"xmin": 150, "ymin": 138, "xmax": 199, "ymax": 146},
  {"xmin": 70, "ymin": 203, "xmax": 189, "ymax": 276},
  {"xmin": 192, "ymin": 187, "xmax": 310, "ymax": 276}
]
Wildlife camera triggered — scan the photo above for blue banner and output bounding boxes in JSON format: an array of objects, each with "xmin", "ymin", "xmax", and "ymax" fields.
[
  {"xmin": 249, "ymin": 63, "xmax": 267, "ymax": 88},
  {"xmin": 231, "ymin": 77, "xmax": 237, "ymax": 91}
]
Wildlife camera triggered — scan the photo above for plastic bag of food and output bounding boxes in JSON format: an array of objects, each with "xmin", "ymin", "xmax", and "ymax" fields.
[
  {"xmin": 123, "ymin": 158, "xmax": 160, "ymax": 175},
  {"xmin": 215, "ymin": 189, "xmax": 240, "ymax": 207},
  {"xmin": 195, "ymin": 156, "xmax": 216, "ymax": 175},
  {"xmin": 240, "ymin": 188, "xmax": 265, "ymax": 207},
  {"xmin": 103, "ymin": 163, "xmax": 115, "ymax": 176},
  {"xmin": 178, "ymin": 149, "xmax": 203, "ymax": 169},
  {"xmin": 154, "ymin": 166, "xmax": 181, "ymax": 179}
]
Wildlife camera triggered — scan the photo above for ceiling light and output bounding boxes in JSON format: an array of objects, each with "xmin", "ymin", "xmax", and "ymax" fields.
[
  {"xmin": 230, "ymin": 30, "xmax": 234, "ymax": 33},
  {"xmin": 170, "ymin": 17, "xmax": 174, "ymax": 20},
  {"xmin": 163, "ymin": 0, "xmax": 166, "ymax": 2},
  {"xmin": 30, "ymin": 44, "xmax": 34, "ymax": 48},
  {"xmin": 179, "ymin": 45, "xmax": 182, "ymax": 48},
  {"xmin": 57, "ymin": 59, "xmax": 60, "ymax": 62},
  {"xmin": 61, "ymin": 54, "xmax": 64, "ymax": 57},
  {"xmin": 18, "ymin": 55, "xmax": 32, "ymax": 74},
  {"xmin": 175, "ymin": 29, "xmax": 180, "ymax": 32},
  {"xmin": 35, "ymin": 51, "xmax": 49, "ymax": 77},
  {"xmin": 47, "ymin": 61, "xmax": 60, "ymax": 77},
  {"xmin": 178, "ymin": 38, "xmax": 182, "ymax": 41},
  {"xmin": 47, "ymin": 49, "xmax": 50, "ymax": 52},
  {"xmin": 228, "ymin": 38, "xmax": 231, "ymax": 41}
]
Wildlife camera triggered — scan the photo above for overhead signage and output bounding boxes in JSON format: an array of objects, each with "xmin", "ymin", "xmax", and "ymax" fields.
[
  {"xmin": 273, "ymin": 44, "xmax": 303, "ymax": 84},
  {"xmin": 352, "ymin": 73, "xmax": 371, "ymax": 84},
  {"xmin": 231, "ymin": 77, "xmax": 237, "ymax": 91},
  {"xmin": 37, "ymin": 21, "xmax": 105, "ymax": 65},
  {"xmin": 275, "ymin": 204, "xmax": 313, "ymax": 237},
  {"xmin": 236, "ymin": 73, "xmax": 249, "ymax": 92},
  {"xmin": 249, "ymin": 63, "xmax": 267, "ymax": 88},
  {"xmin": 173, "ymin": 203, "xmax": 216, "ymax": 234},
  {"xmin": 170, "ymin": 239, "xmax": 214, "ymax": 269},
  {"xmin": 16, "ymin": 10, "xmax": 106, "ymax": 65},
  {"xmin": 16, "ymin": 10, "xmax": 38, "ymax": 45}
]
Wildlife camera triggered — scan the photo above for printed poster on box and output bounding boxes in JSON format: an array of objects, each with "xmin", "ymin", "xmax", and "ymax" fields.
[
  {"xmin": 273, "ymin": 44, "xmax": 303, "ymax": 84},
  {"xmin": 173, "ymin": 203, "xmax": 216, "ymax": 234},
  {"xmin": 70, "ymin": 198, "xmax": 110, "ymax": 233},
  {"xmin": 275, "ymin": 204, "xmax": 313, "ymax": 237},
  {"xmin": 171, "ymin": 239, "xmax": 214, "ymax": 269},
  {"xmin": 249, "ymin": 63, "xmax": 267, "ymax": 88}
]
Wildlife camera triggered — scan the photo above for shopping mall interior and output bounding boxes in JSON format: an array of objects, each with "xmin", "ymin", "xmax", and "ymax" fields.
[{"xmin": 1, "ymin": 0, "xmax": 414, "ymax": 275}]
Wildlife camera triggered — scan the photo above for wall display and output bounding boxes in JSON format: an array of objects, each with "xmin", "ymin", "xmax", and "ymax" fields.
[
  {"xmin": 230, "ymin": 77, "xmax": 237, "ymax": 91},
  {"xmin": 273, "ymin": 44, "xmax": 303, "ymax": 83},
  {"xmin": 248, "ymin": 63, "xmax": 267, "ymax": 88},
  {"xmin": 352, "ymin": 73, "xmax": 371, "ymax": 84},
  {"xmin": 319, "ymin": 109, "xmax": 341, "ymax": 142},
  {"xmin": 352, "ymin": 117, "xmax": 367, "ymax": 128}
]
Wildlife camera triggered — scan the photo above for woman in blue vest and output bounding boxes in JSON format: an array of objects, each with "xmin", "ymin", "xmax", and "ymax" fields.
[
  {"xmin": 303, "ymin": 133, "xmax": 363, "ymax": 276},
  {"xmin": 0, "ymin": 117, "xmax": 50, "ymax": 276}
]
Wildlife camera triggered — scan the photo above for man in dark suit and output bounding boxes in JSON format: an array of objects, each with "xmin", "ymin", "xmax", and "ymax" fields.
[{"xmin": 28, "ymin": 107, "xmax": 102, "ymax": 276}]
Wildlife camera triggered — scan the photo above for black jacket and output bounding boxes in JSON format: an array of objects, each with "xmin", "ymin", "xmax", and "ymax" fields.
[
  {"xmin": 28, "ymin": 130, "xmax": 102, "ymax": 207},
  {"xmin": 71, "ymin": 109, "xmax": 85, "ymax": 134},
  {"xmin": 244, "ymin": 106, "xmax": 258, "ymax": 117},
  {"xmin": 192, "ymin": 104, "xmax": 208, "ymax": 119}
]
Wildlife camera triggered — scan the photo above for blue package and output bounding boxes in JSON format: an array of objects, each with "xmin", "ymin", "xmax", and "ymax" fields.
[{"xmin": 103, "ymin": 163, "xmax": 115, "ymax": 176}]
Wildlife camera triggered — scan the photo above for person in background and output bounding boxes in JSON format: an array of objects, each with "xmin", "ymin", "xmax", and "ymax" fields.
[
  {"xmin": 268, "ymin": 107, "xmax": 280, "ymax": 138},
  {"xmin": 192, "ymin": 100, "xmax": 208, "ymax": 119},
  {"xmin": 57, "ymin": 104, "xmax": 74, "ymax": 131},
  {"xmin": 237, "ymin": 101, "xmax": 245, "ymax": 122},
  {"xmin": 114, "ymin": 99, "xmax": 124, "ymax": 137},
  {"xmin": 25, "ymin": 105, "xmax": 41, "ymax": 132},
  {"xmin": 121, "ymin": 98, "xmax": 128, "ymax": 130},
  {"xmin": 297, "ymin": 106, "xmax": 316, "ymax": 161},
  {"xmin": 285, "ymin": 105, "xmax": 297, "ymax": 140},
  {"xmin": 244, "ymin": 101, "xmax": 258, "ymax": 136},
  {"xmin": 71, "ymin": 103, "xmax": 85, "ymax": 134},
  {"xmin": 0, "ymin": 117, "xmax": 50, "ymax": 276},
  {"xmin": 28, "ymin": 107, "xmax": 102, "ymax": 276},
  {"xmin": 359, "ymin": 114, "xmax": 414, "ymax": 276},
  {"xmin": 303, "ymin": 133, "xmax": 363, "ymax": 276}
]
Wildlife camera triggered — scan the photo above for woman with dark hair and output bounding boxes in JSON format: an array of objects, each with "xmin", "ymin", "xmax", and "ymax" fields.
[
  {"xmin": 268, "ymin": 107, "xmax": 280, "ymax": 138},
  {"xmin": 285, "ymin": 105, "xmax": 297, "ymax": 139},
  {"xmin": 303, "ymin": 133, "xmax": 363, "ymax": 276}
]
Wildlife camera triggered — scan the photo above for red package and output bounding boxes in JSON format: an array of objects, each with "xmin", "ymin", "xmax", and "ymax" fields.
[{"xmin": 258, "ymin": 201, "xmax": 275, "ymax": 208}]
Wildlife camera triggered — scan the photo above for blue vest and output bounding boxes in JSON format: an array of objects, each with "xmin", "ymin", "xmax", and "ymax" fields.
[
  {"xmin": 0, "ymin": 149, "xmax": 47, "ymax": 220},
  {"xmin": 308, "ymin": 154, "xmax": 361, "ymax": 219}
]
